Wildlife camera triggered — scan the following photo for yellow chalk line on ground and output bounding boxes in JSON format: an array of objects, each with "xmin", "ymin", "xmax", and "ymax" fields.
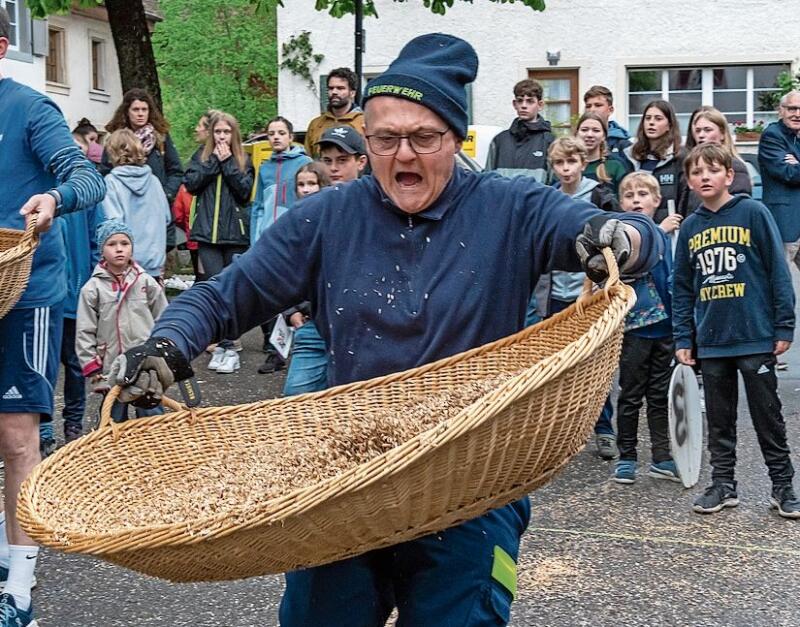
[{"xmin": 528, "ymin": 527, "xmax": 800, "ymax": 557}]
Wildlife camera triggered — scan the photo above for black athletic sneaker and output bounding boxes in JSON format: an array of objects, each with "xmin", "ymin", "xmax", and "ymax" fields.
[
  {"xmin": 770, "ymin": 485, "xmax": 800, "ymax": 519},
  {"xmin": 693, "ymin": 482, "xmax": 739, "ymax": 514},
  {"xmin": 257, "ymin": 353, "xmax": 286, "ymax": 374}
]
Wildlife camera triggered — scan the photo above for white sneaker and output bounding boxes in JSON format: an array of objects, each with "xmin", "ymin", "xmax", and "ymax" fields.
[
  {"xmin": 215, "ymin": 350, "xmax": 240, "ymax": 374},
  {"xmin": 163, "ymin": 276, "xmax": 190, "ymax": 291},
  {"xmin": 208, "ymin": 347, "xmax": 226, "ymax": 370}
]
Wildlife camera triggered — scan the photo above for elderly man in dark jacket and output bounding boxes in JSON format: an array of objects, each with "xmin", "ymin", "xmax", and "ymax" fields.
[{"xmin": 759, "ymin": 90, "xmax": 800, "ymax": 270}]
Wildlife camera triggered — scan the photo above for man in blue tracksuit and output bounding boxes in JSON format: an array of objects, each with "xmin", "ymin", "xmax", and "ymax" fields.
[
  {"xmin": 110, "ymin": 34, "xmax": 661, "ymax": 625},
  {"xmin": 0, "ymin": 8, "xmax": 106, "ymax": 625}
]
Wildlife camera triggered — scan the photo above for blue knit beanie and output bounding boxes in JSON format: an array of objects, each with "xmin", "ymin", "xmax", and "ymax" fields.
[
  {"xmin": 363, "ymin": 33, "xmax": 478, "ymax": 139},
  {"xmin": 96, "ymin": 219, "xmax": 134, "ymax": 248}
]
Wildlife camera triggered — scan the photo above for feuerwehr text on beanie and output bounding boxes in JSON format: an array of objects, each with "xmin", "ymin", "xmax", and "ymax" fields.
[{"xmin": 362, "ymin": 33, "xmax": 478, "ymax": 139}]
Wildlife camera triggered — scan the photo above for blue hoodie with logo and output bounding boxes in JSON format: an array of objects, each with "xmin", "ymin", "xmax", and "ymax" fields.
[{"xmin": 672, "ymin": 194, "xmax": 794, "ymax": 358}]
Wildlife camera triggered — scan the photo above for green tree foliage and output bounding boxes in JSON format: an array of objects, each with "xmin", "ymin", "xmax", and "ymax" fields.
[
  {"xmin": 153, "ymin": 0, "xmax": 278, "ymax": 160},
  {"xmin": 26, "ymin": 0, "xmax": 102, "ymax": 19},
  {"xmin": 256, "ymin": 0, "xmax": 545, "ymax": 18}
]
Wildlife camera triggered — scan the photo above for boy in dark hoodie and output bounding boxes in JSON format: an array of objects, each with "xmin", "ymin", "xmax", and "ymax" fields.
[
  {"xmin": 673, "ymin": 144, "xmax": 800, "ymax": 519},
  {"xmin": 485, "ymin": 79, "xmax": 555, "ymax": 183}
]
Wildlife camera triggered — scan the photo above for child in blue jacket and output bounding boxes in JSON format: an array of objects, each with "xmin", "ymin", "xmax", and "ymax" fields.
[
  {"xmin": 613, "ymin": 172, "xmax": 682, "ymax": 484},
  {"xmin": 673, "ymin": 144, "xmax": 800, "ymax": 519}
]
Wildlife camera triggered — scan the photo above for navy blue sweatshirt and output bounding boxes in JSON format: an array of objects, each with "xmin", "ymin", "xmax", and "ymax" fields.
[
  {"xmin": 154, "ymin": 166, "xmax": 661, "ymax": 387},
  {"xmin": 673, "ymin": 194, "xmax": 794, "ymax": 358}
]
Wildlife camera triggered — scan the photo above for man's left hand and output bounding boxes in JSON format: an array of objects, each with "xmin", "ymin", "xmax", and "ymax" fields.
[
  {"xmin": 19, "ymin": 193, "xmax": 57, "ymax": 233},
  {"xmin": 575, "ymin": 215, "xmax": 632, "ymax": 283}
]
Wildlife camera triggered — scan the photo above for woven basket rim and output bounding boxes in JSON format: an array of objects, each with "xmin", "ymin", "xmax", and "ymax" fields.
[
  {"xmin": 21, "ymin": 282, "xmax": 634, "ymax": 554},
  {"xmin": 0, "ymin": 222, "xmax": 37, "ymax": 266}
]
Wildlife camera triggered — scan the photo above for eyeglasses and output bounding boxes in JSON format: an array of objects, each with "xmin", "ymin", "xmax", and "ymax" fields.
[{"xmin": 365, "ymin": 130, "xmax": 450, "ymax": 156}]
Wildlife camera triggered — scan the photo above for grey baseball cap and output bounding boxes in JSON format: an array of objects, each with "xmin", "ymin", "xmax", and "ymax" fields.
[{"xmin": 316, "ymin": 126, "xmax": 366, "ymax": 155}]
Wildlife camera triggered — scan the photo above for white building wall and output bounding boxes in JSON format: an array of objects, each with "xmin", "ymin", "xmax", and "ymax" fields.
[
  {"xmin": 1, "ymin": 12, "xmax": 122, "ymax": 131},
  {"xmin": 44, "ymin": 14, "xmax": 122, "ymax": 130},
  {"xmin": 1, "ymin": 55, "xmax": 44, "ymax": 92},
  {"xmin": 278, "ymin": 0, "xmax": 799, "ymax": 132}
]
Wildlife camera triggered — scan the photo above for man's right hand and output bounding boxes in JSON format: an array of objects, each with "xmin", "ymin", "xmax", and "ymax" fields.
[
  {"xmin": 108, "ymin": 337, "xmax": 194, "ymax": 408},
  {"xmin": 19, "ymin": 193, "xmax": 57, "ymax": 233}
]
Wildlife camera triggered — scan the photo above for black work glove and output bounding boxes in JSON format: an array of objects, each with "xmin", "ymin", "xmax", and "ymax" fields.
[
  {"xmin": 574, "ymin": 215, "xmax": 632, "ymax": 283},
  {"xmin": 108, "ymin": 337, "xmax": 194, "ymax": 409}
]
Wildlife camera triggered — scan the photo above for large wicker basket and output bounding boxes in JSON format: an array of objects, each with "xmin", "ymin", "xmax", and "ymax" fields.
[
  {"xmin": 0, "ymin": 214, "xmax": 38, "ymax": 319},
  {"xmin": 18, "ymin": 252, "xmax": 635, "ymax": 583}
]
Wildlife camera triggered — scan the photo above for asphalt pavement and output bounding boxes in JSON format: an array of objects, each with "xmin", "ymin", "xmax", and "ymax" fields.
[{"xmin": 26, "ymin": 285, "xmax": 800, "ymax": 626}]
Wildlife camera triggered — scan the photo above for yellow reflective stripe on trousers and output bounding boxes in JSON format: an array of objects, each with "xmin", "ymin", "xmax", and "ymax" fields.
[
  {"xmin": 211, "ymin": 175, "xmax": 222, "ymax": 243},
  {"xmin": 491, "ymin": 545, "xmax": 517, "ymax": 599}
]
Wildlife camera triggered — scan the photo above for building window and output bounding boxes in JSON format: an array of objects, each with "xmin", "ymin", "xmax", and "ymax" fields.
[
  {"xmin": 628, "ymin": 64, "xmax": 789, "ymax": 135},
  {"xmin": 91, "ymin": 38, "xmax": 106, "ymax": 91},
  {"xmin": 45, "ymin": 27, "xmax": 65, "ymax": 84},
  {"xmin": 530, "ymin": 68, "xmax": 579, "ymax": 136},
  {"xmin": 0, "ymin": 0, "xmax": 18, "ymax": 49}
]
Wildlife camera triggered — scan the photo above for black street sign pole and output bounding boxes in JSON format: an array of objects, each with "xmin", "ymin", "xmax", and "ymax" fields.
[{"xmin": 355, "ymin": 0, "xmax": 364, "ymax": 102}]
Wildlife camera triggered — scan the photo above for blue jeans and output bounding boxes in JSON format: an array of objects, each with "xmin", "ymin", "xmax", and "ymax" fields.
[
  {"xmin": 279, "ymin": 498, "xmax": 530, "ymax": 626},
  {"xmin": 524, "ymin": 292, "xmax": 541, "ymax": 327},
  {"xmin": 98, "ymin": 392, "xmax": 165, "ymax": 422},
  {"xmin": 283, "ymin": 322, "xmax": 328, "ymax": 396},
  {"xmin": 548, "ymin": 298, "xmax": 615, "ymax": 436}
]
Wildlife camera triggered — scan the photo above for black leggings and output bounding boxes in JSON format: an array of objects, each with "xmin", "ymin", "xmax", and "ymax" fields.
[
  {"xmin": 197, "ymin": 244, "xmax": 248, "ymax": 347},
  {"xmin": 197, "ymin": 244, "xmax": 248, "ymax": 279}
]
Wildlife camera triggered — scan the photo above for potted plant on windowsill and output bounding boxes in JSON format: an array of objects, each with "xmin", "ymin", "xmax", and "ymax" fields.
[{"xmin": 733, "ymin": 121, "xmax": 766, "ymax": 143}]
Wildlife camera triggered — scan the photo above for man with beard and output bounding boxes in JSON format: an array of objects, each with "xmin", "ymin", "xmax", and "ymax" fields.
[{"xmin": 304, "ymin": 67, "xmax": 365, "ymax": 158}]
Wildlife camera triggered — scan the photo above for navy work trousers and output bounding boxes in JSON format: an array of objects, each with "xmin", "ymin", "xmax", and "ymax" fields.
[{"xmin": 279, "ymin": 498, "xmax": 531, "ymax": 626}]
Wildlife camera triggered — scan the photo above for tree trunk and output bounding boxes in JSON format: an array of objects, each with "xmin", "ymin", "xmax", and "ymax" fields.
[{"xmin": 104, "ymin": 0, "xmax": 162, "ymax": 109}]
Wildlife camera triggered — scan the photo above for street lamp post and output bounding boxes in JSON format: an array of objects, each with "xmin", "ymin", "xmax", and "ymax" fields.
[{"xmin": 355, "ymin": 0, "xmax": 364, "ymax": 101}]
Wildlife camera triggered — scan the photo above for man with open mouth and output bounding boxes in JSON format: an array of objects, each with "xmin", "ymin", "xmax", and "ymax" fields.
[{"xmin": 110, "ymin": 33, "xmax": 663, "ymax": 626}]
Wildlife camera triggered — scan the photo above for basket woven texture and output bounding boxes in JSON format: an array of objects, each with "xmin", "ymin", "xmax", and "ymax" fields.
[
  {"xmin": 0, "ymin": 214, "xmax": 38, "ymax": 319},
  {"xmin": 19, "ymin": 251, "xmax": 635, "ymax": 583}
]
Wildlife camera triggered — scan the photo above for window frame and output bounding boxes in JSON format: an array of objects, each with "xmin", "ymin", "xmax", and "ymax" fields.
[
  {"xmin": 90, "ymin": 35, "xmax": 106, "ymax": 92},
  {"xmin": 627, "ymin": 63, "xmax": 790, "ymax": 137},
  {"xmin": 529, "ymin": 68, "xmax": 579, "ymax": 136},
  {"xmin": 0, "ymin": 0, "xmax": 19, "ymax": 51},
  {"xmin": 1, "ymin": 0, "xmax": 32, "ymax": 62},
  {"xmin": 45, "ymin": 25, "xmax": 66, "ymax": 87}
]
